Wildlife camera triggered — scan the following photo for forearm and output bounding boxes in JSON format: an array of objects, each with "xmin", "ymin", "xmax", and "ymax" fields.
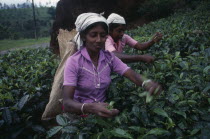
[
  {"xmin": 63, "ymin": 86, "xmax": 84, "ymax": 114},
  {"xmin": 63, "ymin": 99, "xmax": 83, "ymax": 114},
  {"xmin": 135, "ymin": 40, "xmax": 155, "ymax": 51},
  {"xmin": 113, "ymin": 51, "xmax": 148, "ymax": 63},
  {"xmin": 123, "ymin": 69, "xmax": 144, "ymax": 86},
  {"xmin": 63, "ymin": 96, "xmax": 97, "ymax": 115}
]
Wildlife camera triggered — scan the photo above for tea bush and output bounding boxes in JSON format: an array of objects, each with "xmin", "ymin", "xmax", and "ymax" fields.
[
  {"xmin": 47, "ymin": 1, "xmax": 210, "ymax": 139},
  {"xmin": 0, "ymin": 48, "xmax": 59, "ymax": 138},
  {"xmin": 0, "ymin": 1, "xmax": 210, "ymax": 139}
]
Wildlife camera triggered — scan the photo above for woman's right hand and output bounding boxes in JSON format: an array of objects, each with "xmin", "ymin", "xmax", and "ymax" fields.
[
  {"xmin": 139, "ymin": 55, "xmax": 155, "ymax": 63},
  {"xmin": 84, "ymin": 102, "xmax": 119, "ymax": 118},
  {"xmin": 143, "ymin": 80, "xmax": 162, "ymax": 95}
]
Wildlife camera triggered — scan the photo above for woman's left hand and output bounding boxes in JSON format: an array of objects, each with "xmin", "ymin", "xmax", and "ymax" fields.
[
  {"xmin": 143, "ymin": 80, "xmax": 162, "ymax": 95},
  {"xmin": 152, "ymin": 32, "xmax": 163, "ymax": 43}
]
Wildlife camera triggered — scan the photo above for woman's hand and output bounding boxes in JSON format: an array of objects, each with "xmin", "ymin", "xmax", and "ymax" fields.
[
  {"xmin": 143, "ymin": 80, "xmax": 162, "ymax": 95},
  {"xmin": 152, "ymin": 32, "xmax": 163, "ymax": 43},
  {"xmin": 84, "ymin": 102, "xmax": 119, "ymax": 118},
  {"xmin": 139, "ymin": 55, "xmax": 155, "ymax": 63}
]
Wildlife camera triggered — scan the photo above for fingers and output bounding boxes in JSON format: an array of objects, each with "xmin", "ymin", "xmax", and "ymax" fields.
[
  {"xmin": 153, "ymin": 32, "xmax": 163, "ymax": 42},
  {"xmin": 142, "ymin": 55, "xmax": 155, "ymax": 63},
  {"xmin": 146, "ymin": 81, "xmax": 162, "ymax": 95},
  {"xmin": 97, "ymin": 109, "xmax": 119, "ymax": 118},
  {"xmin": 93, "ymin": 103, "xmax": 119, "ymax": 118}
]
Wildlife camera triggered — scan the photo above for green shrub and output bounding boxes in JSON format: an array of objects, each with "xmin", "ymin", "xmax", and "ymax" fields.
[
  {"xmin": 47, "ymin": 1, "xmax": 210, "ymax": 138},
  {"xmin": 0, "ymin": 48, "xmax": 59, "ymax": 138}
]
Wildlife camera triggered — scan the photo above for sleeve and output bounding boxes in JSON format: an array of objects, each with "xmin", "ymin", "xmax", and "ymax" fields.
[
  {"xmin": 105, "ymin": 37, "xmax": 116, "ymax": 52},
  {"xmin": 111, "ymin": 53, "xmax": 130, "ymax": 75},
  {"xmin": 63, "ymin": 57, "xmax": 78, "ymax": 86},
  {"xmin": 124, "ymin": 34, "xmax": 138, "ymax": 48}
]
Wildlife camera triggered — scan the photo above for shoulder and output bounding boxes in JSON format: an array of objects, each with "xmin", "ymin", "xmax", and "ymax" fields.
[
  {"xmin": 66, "ymin": 50, "xmax": 82, "ymax": 65},
  {"xmin": 123, "ymin": 34, "xmax": 133, "ymax": 39},
  {"xmin": 106, "ymin": 35, "xmax": 114, "ymax": 42},
  {"xmin": 102, "ymin": 50, "xmax": 115, "ymax": 63}
]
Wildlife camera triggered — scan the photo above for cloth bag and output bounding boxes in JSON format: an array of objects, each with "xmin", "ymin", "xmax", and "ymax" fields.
[{"xmin": 42, "ymin": 29, "xmax": 77, "ymax": 120}]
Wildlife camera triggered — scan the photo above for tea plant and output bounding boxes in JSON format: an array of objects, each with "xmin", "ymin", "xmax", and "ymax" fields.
[
  {"xmin": 0, "ymin": 48, "xmax": 59, "ymax": 138},
  {"xmin": 47, "ymin": 1, "xmax": 210, "ymax": 139}
]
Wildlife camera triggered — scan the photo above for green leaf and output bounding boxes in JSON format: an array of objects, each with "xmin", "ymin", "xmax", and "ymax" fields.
[
  {"xmin": 111, "ymin": 128, "xmax": 133, "ymax": 139},
  {"xmin": 153, "ymin": 108, "xmax": 169, "ymax": 118},
  {"xmin": 90, "ymin": 132, "xmax": 102, "ymax": 139},
  {"xmin": 146, "ymin": 93, "xmax": 153, "ymax": 103},
  {"xmin": 96, "ymin": 117, "xmax": 112, "ymax": 128},
  {"xmin": 2, "ymin": 108, "xmax": 12, "ymax": 125},
  {"xmin": 203, "ymin": 66, "xmax": 210, "ymax": 74},
  {"xmin": 138, "ymin": 92, "xmax": 147, "ymax": 97},
  {"xmin": 132, "ymin": 105, "xmax": 140, "ymax": 118},
  {"xmin": 173, "ymin": 110, "xmax": 186, "ymax": 119},
  {"xmin": 56, "ymin": 115, "xmax": 68, "ymax": 126},
  {"xmin": 188, "ymin": 100, "xmax": 197, "ymax": 105},
  {"xmin": 179, "ymin": 61, "xmax": 189, "ymax": 69},
  {"xmin": 32, "ymin": 125, "xmax": 46, "ymax": 133},
  {"xmin": 129, "ymin": 126, "xmax": 146, "ymax": 134},
  {"xmin": 177, "ymin": 100, "xmax": 188, "ymax": 106},
  {"xmin": 17, "ymin": 94, "xmax": 29, "ymax": 110},
  {"xmin": 47, "ymin": 126, "xmax": 62, "ymax": 138},
  {"xmin": 145, "ymin": 128, "xmax": 169, "ymax": 136},
  {"xmin": 62, "ymin": 126, "xmax": 78, "ymax": 133},
  {"xmin": 60, "ymin": 133, "xmax": 71, "ymax": 139},
  {"xmin": 203, "ymin": 86, "xmax": 210, "ymax": 93}
]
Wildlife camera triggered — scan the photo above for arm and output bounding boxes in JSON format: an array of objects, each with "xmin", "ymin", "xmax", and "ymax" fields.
[
  {"xmin": 112, "ymin": 51, "xmax": 155, "ymax": 63},
  {"xmin": 134, "ymin": 32, "xmax": 163, "ymax": 51},
  {"xmin": 62, "ymin": 86, "xmax": 119, "ymax": 117},
  {"xmin": 123, "ymin": 69, "xmax": 162, "ymax": 95}
]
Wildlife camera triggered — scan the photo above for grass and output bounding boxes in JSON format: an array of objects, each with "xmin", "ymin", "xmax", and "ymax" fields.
[{"xmin": 0, "ymin": 37, "xmax": 50, "ymax": 51}]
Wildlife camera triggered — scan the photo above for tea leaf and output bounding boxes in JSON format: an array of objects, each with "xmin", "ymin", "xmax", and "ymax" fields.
[
  {"xmin": 203, "ymin": 66, "xmax": 210, "ymax": 74},
  {"xmin": 56, "ymin": 115, "xmax": 68, "ymax": 126},
  {"xmin": 47, "ymin": 126, "xmax": 62, "ymax": 138},
  {"xmin": 111, "ymin": 128, "xmax": 133, "ymax": 139},
  {"xmin": 17, "ymin": 94, "xmax": 29, "ymax": 110},
  {"xmin": 2, "ymin": 108, "xmax": 12, "ymax": 125},
  {"xmin": 153, "ymin": 108, "xmax": 169, "ymax": 118},
  {"xmin": 62, "ymin": 126, "xmax": 78, "ymax": 133}
]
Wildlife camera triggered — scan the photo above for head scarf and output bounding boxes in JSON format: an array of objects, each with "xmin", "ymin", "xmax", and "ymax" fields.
[
  {"xmin": 107, "ymin": 13, "xmax": 126, "ymax": 25},
  {"xmin": 73, "ymin": 12, "xmax": 108, "ymax": 50}
]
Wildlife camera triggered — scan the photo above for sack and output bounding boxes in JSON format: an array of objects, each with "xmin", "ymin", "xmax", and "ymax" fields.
[{"xmin": 41, "ymin": 29, "xmax": 77, "ymax": 120}]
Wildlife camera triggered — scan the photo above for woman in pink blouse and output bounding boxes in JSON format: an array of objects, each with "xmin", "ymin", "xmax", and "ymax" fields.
[
  {"xmin": 105, "ymin": 13, "xmax": 163, "ymax": 63},
  {"xmin": 63, "ymin": 13, "xmax": 162, "ymax": 118}
]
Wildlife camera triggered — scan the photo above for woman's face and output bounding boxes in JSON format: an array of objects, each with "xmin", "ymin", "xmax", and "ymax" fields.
[
  {"xmin": 109, "ymin": 24, "xmax": 126, "ymax": 42},
  {"xmin": 84, "ymin": 25, "xmax": 107, "ymax": 53}
]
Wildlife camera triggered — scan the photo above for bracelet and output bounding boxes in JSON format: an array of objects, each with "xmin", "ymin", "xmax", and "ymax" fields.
[
  {"xmin": 142, "ymin": 79, "xmax": 151, "ymax": 88},
  {"xmin": 81, "ymin": 103, "xmax": 86, "ymax": 115}
]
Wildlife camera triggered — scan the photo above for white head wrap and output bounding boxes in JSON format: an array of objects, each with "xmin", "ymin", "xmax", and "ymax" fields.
[
  {"xmin": 107, "ymin": 13, "xmax": 126, "ymax": 25},
  {"xmin": 73, "ymin": 12, "xmax": 108, "ymax": 49}
]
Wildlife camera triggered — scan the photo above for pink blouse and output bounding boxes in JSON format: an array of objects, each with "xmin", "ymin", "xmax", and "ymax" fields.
[
  {"xmin": 63, "ymin": 47, "xmax": 130, "ymax": 103},
  {"xmin": 105, "ymin": 34, "xmax": 138, "ymax": 53}
]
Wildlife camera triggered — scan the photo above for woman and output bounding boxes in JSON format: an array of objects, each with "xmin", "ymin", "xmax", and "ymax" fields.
[
  {"xmin": 63, "ymin": 13, "xmax": 162, "ymax": 118},
  {"xmin": 105, "ymin": 13, "xmax": 163, "ymax": 63}
]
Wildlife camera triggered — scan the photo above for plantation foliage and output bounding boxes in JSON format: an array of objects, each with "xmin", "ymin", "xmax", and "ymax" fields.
[{"xmin": 0, "ymin": 1, "xmax": 210, "ymax": 138}]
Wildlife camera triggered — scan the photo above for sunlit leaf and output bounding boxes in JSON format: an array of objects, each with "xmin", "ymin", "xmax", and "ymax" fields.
[
  {"xmin": 153, "ymin": 108, "xmax": 169, "ymax": 118},
  {"xmin": 111, "ymin": 128, "xmax": 133, "ymax": 139},
  {"xmin": 47, "ymin": 126, "xmax": 62, "ymax": 138},
  {"xmin": 56, "ymin": 115, "xmax": 68, "ymax": 126}
]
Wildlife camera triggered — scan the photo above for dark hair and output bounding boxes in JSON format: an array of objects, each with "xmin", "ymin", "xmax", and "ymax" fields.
[
  {"xmin": 81, "ymin": 22, "xmax": 108, "ymax": 36},
  {"xmin": 109, "ymin": 23, "xmax": 126, "ymax": 31}
]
